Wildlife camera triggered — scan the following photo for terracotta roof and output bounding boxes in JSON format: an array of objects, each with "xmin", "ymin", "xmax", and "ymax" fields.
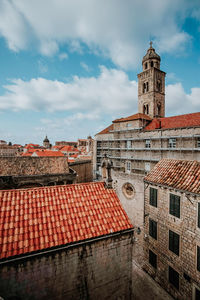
[
  {"xmin": 33, "ymin": 150, "xmax": 64, "ymax": 157},
  {"xmin": 145, "ymin": 112, "xmax": 200, "ymax": 131},
  {"xmin": 60, "ymin": 146, "xmax": 79, "ymax": 152},
  {"xmin": 113, "ymin": 113, "xmax": 152, "ymax": 123},
  {"xmin": 97, "ymin": 124, "xmax": 114, "ymax": 135},
  {"xmin": 144, "ymin": 159, "xmax": 200, "ymax": 194},
  {"xmin": 0, "ymin": 182, "xmax": 133, "ymax": 259}
]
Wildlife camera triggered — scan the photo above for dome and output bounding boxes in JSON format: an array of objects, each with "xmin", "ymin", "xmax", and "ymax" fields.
[
  {"xmin": 43, "ymin": 135, "xmax": 49, "ymax": 143},
  {"xmin": 142, "ymin": 42, "xmax": 160, "ymax": 63}
]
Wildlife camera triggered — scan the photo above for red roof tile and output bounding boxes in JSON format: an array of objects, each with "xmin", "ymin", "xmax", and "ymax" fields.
[
  {"xmin": 33, "ymin": 150, "xmax": 65, "ymax": 157},
  {"xmin": 144, "ymin": 159, "xmax": 200, "ymax": 194},
  {"xmin": 145, "ymin": 112, "xmax": 200, "ymax": 131},
  {"xmin": 113, "ymin": 113, "xmax": 152, "ymax": 123},
  {"xmin": 97, "ymin": 124, "xmax": 114, "ymax": 135},
  {"xmin": 0, "ymin": 182, "xmax": 133, "ymax": 259}
]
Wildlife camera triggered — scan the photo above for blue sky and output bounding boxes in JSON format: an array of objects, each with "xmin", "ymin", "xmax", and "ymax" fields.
[{"xmin": 0, "ymin": 0, "xmax": 200, "ymax": 145}]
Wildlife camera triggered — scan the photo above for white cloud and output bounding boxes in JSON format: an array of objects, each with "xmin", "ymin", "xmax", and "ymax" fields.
[
  {"xmin": 80, "ymin": 62, "xmax": 90, "ymax": 72},
  {"xmin": 58, "ymin": 52, "xmax": 68, "ymax": 60},
  {"xmin": 0, "ymin": 0, "xmax": 198, "ymax": 68},
  {"xmin": 0, "ymin": 66, "xmax": 137, "ymax": 115},
  {"xmin": 166, "ymin": 83, "xmax": 200, "ymax": 115},
  {"xmin": 0, "ymin": 67, "xmax": 199, "ymax": 119}
]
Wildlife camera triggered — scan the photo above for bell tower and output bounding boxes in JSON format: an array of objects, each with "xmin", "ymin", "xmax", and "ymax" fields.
[{"xmin": 137, "ymin": 42, "xmax": 166, "ymax": 118}]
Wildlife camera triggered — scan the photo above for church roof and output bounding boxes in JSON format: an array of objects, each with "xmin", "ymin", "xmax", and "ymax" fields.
[
  {"xmin": 113, "ymin": 113, "xmax": 152, "ymax": 123},
  {"xmin": 144, "ymin": 112, "xmax": 200, "ymax": 130},
  {"xmin": 144, "ymin": 159, "xmax": 200, "ymax": 195},
  {"xmin": 0, "ymin": 182, "xmax": 133, "ymax": 260},
  {"xmin": 142, "ymin": 42, "xmax": 160, "ymax": 63},
  {"xmin": 43, "ymin": 135, "xmax": 49, "ymax": 143}
]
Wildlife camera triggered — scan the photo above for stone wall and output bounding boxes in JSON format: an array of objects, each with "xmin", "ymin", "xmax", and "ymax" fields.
[
  {"xmin": 0, "ymin": 157, "xmax": 69, "ymax": 176},
  {"xmin": 0, "ymin": 231, "xmax": 133, "ymax": 300},
  {"xmin": 143, "ymin": 184, "xmax": 200, "ymax": 299},
  {"xmin": 69, "ymin": 160, "xmax": 93, "ymax": 183}
]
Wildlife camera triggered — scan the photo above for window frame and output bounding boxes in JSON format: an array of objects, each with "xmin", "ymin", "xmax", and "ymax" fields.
[
  {"xmin": 168, "ymin": 266, "xmax": 179, "ymax": 290},
  {"xmin": 168, "ymin": 138, "xmax": 176, "ymax": 148},
  {"xmin": 145, "ymin": 139, "xmax": 151, "ymax": 148},
  {"xmin": 149, "ymin": 249, "xmax": 157, "ymax": 269},
  {"xmin": 169, "ymin": 193, "xmax": 180, "ymax": 218},
  {"xmin": 197, "ymin": 138, "xmax": 200, "ymax": 148},
  {"xmin": 149, "ymin": 218, "xmax": 157, "ymax": 240},
  {"xmin": 169, "ymin": 230, "xmax": 180, "ymax": 256},
  {"xmin": 150, "ymin": 187, "xmax": 157, "ymax": 207},
  {"xmin": 197, "ymin": 245, "xmax": 200, "ymax": 272},
  {"xmin": 126, "ymin": 161, "xmax": 131, "ymax": 173},
  {"xmin": 198, "ymin": 203, "xmax": 200, "ymax": 229}
]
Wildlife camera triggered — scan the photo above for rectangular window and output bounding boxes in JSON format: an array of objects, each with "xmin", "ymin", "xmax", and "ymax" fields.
[
  {"xmin": 197, "ymin": 138, "xmax": 200, "ymax": 148},
  {"xmin": 150, "ymin": 187, "xmax": 157, "ymax": 207},
  {"xmin": 126, "ymin": 161, "xmax": 131, "ymax": 172},
  {"xmin": 169, "ymin": 266, "xmax": 179, "ymax": 290},
  {"xmin": 168, "ymin": 138, "xmax": 176, "ymax": 148},
  {"xmin": 198, "ymin": 203, "xmax": 200, "ymax": 228},
  {"xmin": 149, "ymin": 249, "xmax": 157, "ymax": 269},
  {"xmin": 97, "ymin": 141, "xmax": 101, "ymax": 148},
  {"xmin": 126, "ymin": 140, "xmax": 132, "ymax": 149},
  {"xmin": 145, "ymin": 139, "xmax": 151, "ymax": 148},
  {"xmin": 169, "ymin": 194, "xmax": 180, "ymax": 218},
  {"xmin": 149, "ymin": 219, "xmax": 157, "ymax": 240},
  {"xmin": 197, "ymin": 246, "xmax": 200, "ymax": 272},
  {"xmin": 169, "ymin": 230, "xmax": 180, "ymax": 256}
]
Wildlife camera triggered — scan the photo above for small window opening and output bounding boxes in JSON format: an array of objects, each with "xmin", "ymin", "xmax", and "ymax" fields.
[
  {"xmin": 151, "ymin": 61, "xmax": 154, "ymax": 67},
  {"xmin": 145, "ymin": 62, "xmax": 147, "ymax": 69}
]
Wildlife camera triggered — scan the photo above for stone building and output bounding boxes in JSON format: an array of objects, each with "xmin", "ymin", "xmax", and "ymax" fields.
[
  {"xmin": 0, "ymin": 181, "xmax": 133, "ymax": 300},
  {"xmin": 0, "ymin": 156, "xmax": 76, "ymax": 189},
  {"xmin": 143, "ymin": 159, "xmax": 200, "ymax": 300},
  {"xmin": 69, "ymin": 159, "xmax": 93, "ymax": 183},
  {"xmin": 93, "ymin": 43, "xmax": 200, "ymax": 236}
]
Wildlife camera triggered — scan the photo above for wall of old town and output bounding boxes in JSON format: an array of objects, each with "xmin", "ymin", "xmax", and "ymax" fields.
[
  {"xmin": 143, "ymin": 184, "xmax": 200, "ymax": 299},
  {"xmin": 0, "ymin": 157, "xmax": 69, "ymax": 176},
  {"xmin": 69, "ymin": 160, "xmax": 93, "ymax": 183},
  {"xmin": 0, "ymin": 232, "xmax": 133, "ymax": 300}
]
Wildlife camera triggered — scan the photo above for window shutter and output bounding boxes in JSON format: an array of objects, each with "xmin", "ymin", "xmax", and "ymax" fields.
[
  {"xmin": 150, "ymin": 188, "xmax": 157, "ymax": 207},
  {"xmin": 197, "ymin": 246, "xmax": 200, "ymax": 272}
]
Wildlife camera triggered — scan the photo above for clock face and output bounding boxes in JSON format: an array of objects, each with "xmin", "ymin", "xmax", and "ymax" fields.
[{"xmin": 122, "ymin": 182, "xmax": 135, "ymax": 199}]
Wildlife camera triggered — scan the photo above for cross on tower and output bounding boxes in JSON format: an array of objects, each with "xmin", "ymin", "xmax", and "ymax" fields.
[{"xmin": 150, "ymin": 41, "xmax": 153, "ymax": 48}]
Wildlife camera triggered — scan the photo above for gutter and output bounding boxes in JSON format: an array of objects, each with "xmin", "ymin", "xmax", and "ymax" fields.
[{"xmin": 0, "ymin": 228, "xmax": 134, "ymax": 265}]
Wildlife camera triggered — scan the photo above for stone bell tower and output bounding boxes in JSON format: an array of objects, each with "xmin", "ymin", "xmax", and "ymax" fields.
[{"xmin": 137, "ymin": 42, "xmax": 166, "ymax": 118}]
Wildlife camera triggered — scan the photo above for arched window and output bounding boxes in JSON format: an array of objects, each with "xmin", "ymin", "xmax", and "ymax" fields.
[
  {"xmin": 157, "ymin": 102, "xmax": 161, "ymax": 116},
  {"xmin": 143, "ymin": 82, "xmax": 146, "ymax": 93},
  {"xmin": 157, "ymin": 80, "xmax": 161, "ymax": 92},
  {"xmin": 143, "ymin": 104, "xmax": 149, "ymax": 115},
  {"xmin": 146, "ymin": 82, "xmax": 149, "ymax": 92},
  {"xmin": 151, "ymin": 61, "xmax": 154, "ymax": 67},
  {"xmin": 145, "ymin": 62, "xmax": 147, "ymax": 69}
]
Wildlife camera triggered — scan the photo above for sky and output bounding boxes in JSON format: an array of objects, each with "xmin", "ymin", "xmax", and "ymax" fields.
[{"xmin": 0, "ymin": 0, "xmax": 200, "ymax": 145}]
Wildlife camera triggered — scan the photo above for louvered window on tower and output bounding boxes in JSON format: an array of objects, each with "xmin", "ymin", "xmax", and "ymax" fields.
[
  {"xmin": 169, "ymin": 194, "xmax": 180, "ymax": 218},
  {"xmin": 149, "ymin": 219, "xmax": 157, "ymax": 240},
  {"xmin": 150, "ymin": 187, "xmax": 157, "ymax": 207},
  {"xmin": 169, "ymin": 230, "xmax": 180, "ymax": 256}
]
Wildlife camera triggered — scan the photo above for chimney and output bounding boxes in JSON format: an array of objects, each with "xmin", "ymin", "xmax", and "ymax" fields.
[{"xmin": 101, "ymin": 154, "xmax": 113, "ymax": 189}]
